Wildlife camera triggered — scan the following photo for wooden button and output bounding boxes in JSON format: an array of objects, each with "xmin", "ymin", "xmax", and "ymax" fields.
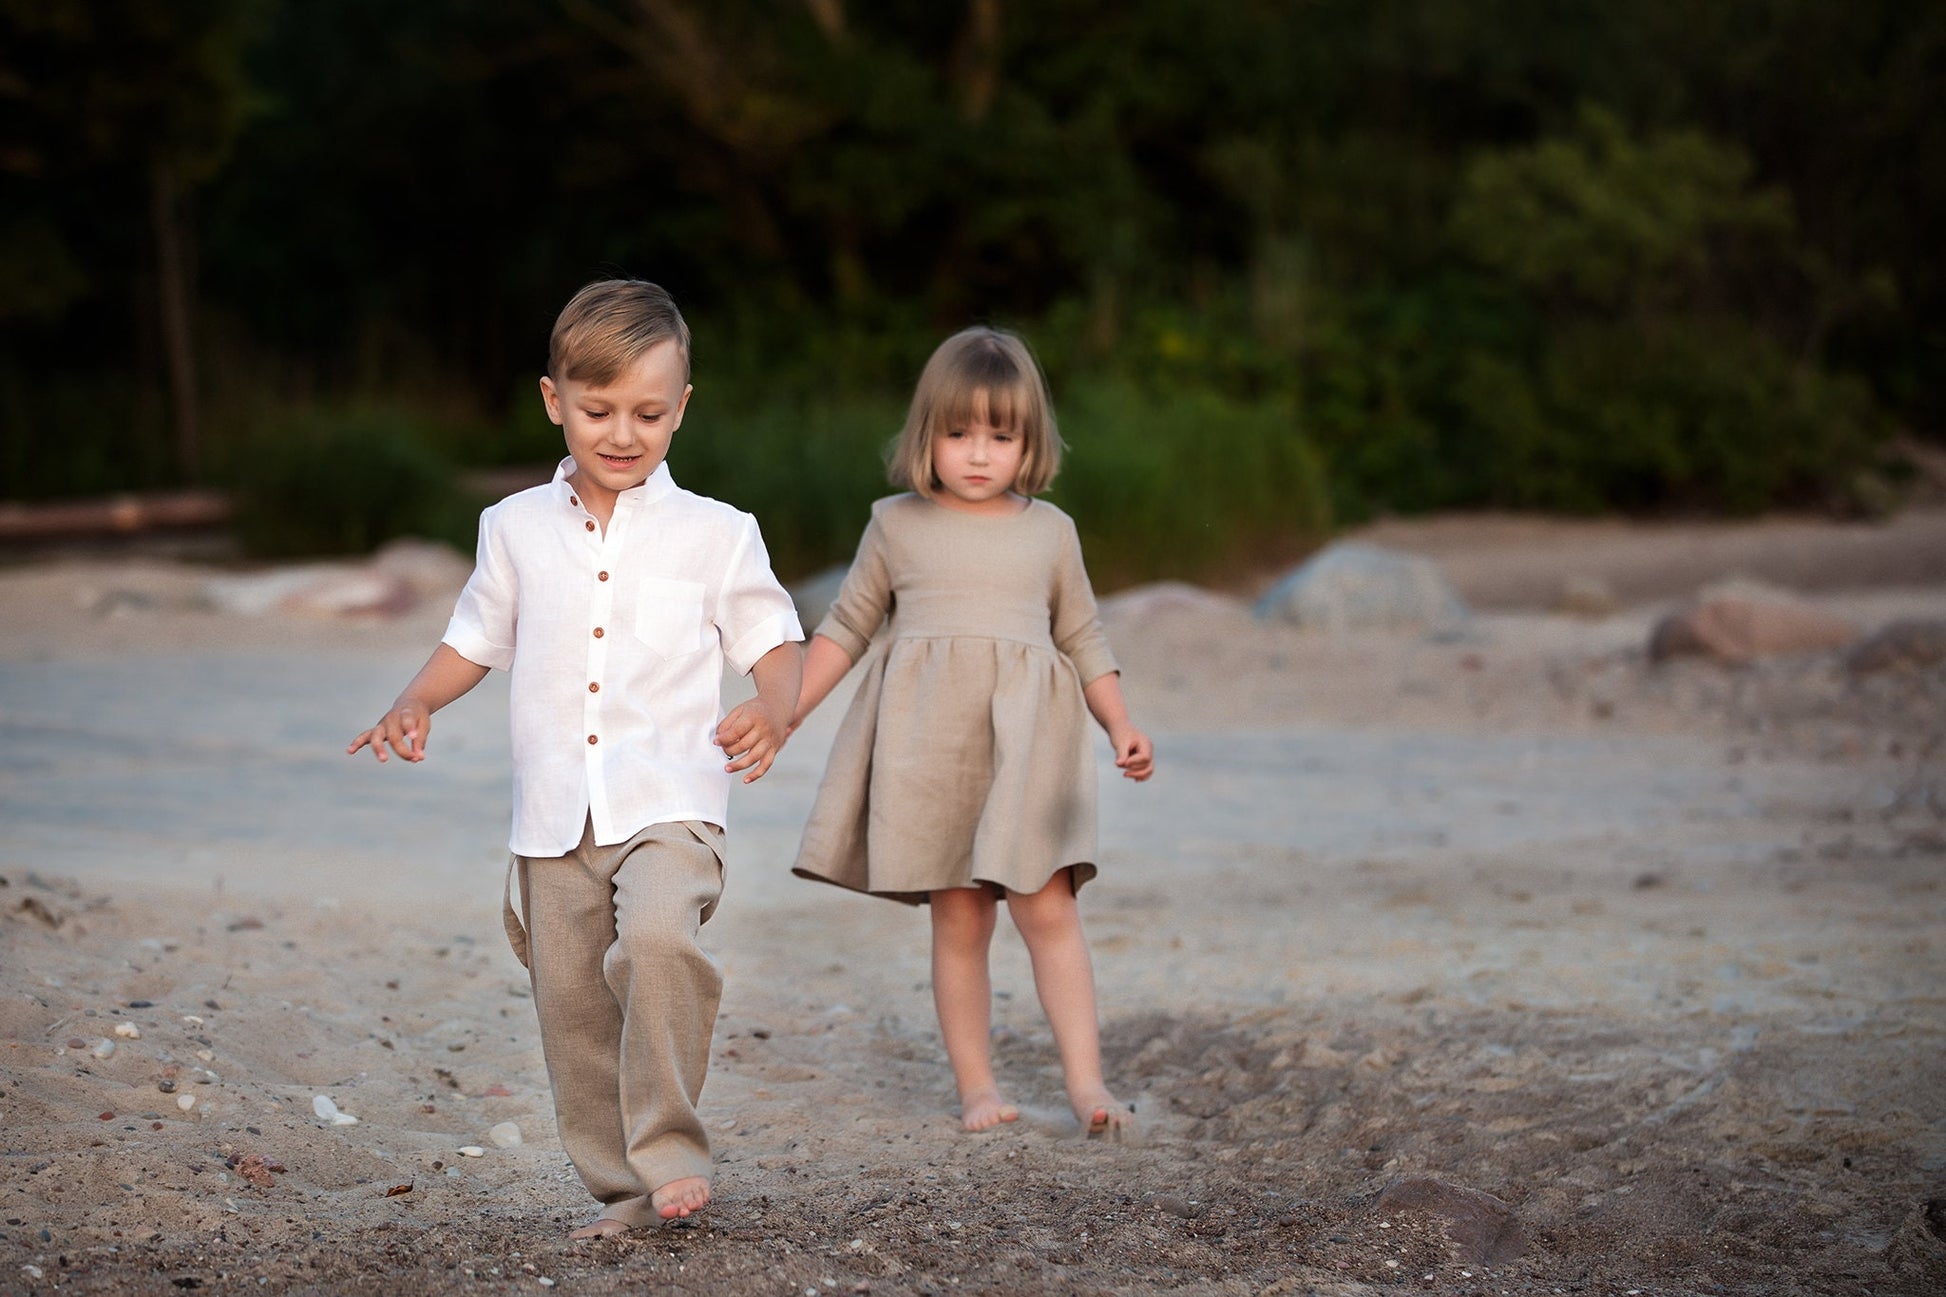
[
  {"xmin": 598, "ymin": 571, "xmax": 609, "ymax": 581},
  {"xmin": 570, "ymin": 495, "xmax": 579, "ymax": 506},
  {"xmin": 592, "ymin": 627, "xmax": 604, "ymax": 638},
  {"xmin": 588, "ymin": 682, "xmax": 600, "ymax": 693},
  {"xmin": 587, "ymin": 734, "xmax": 598, "ymax": 745},
  {"xmin": 584, "ymin": 520, "xmax": 596, "ymax": 532}
]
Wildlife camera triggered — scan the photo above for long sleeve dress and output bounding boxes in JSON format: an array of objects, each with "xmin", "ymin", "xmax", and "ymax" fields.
[{"xmin": 790, "ymin": 493, "xmax": 1120, "ymax": 904}]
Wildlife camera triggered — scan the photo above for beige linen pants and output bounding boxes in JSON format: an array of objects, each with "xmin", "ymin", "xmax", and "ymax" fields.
[{"xmin": 507, "ymin": 818, "xmax": 725, "ymax": 1227}]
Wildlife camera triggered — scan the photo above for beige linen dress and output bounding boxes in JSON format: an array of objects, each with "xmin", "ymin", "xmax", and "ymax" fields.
[{"xmin": 791, "ymin": 494, "xmax": 1120, "ymax": 904}]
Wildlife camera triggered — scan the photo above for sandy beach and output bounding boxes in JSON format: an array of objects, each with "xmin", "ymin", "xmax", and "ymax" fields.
[{"xmin": 3, "ymin": 508, "xmax": 1944, "ymax": 1296}]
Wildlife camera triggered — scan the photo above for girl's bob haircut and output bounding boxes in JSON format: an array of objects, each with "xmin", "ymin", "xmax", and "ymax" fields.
[{"xmin": 888, "ymin": 326, "xmax": 1064, "ymax": 498}]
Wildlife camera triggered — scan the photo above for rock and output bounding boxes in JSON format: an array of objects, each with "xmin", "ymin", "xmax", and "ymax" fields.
[
  {"xmin": 1845, "ymin": 619, "xmax": 1946, "ymax": 674},
  {"xmin": 488, "ymin": 1122, "xmax": 522, "ymax": 1148},
  {"xmin": 1555, "ymin": 574, "xmax": 1620, "ymax": 618},
  {"xmin": 1370, "ymin": 1175, "xmax": 1527, "ymax": 1265},
  {"xmin": 202, "ymin": 564, "xmax": 417, "ymax": 619},
  {"xmin": 370, "ymin": 538, "xmax": 472, "ymax": 597},
  {"xmin": 1254, "ymin": 543, "xmax": 1468, "ymax": 634},
  {"xmin": 312, "ymin": 1093, "xmax": 359, "ymax": 1126},
  {"xmin": 1100, "ymin": 582, "xmax": 1249, "ymax": 626},
  {"xmin": 177, "ymin": 1093, "xmax": 197, "ymax": 1112},
  {"xmin": 280, "ymin": 568, "xmax": 417, "ymax": 618},
  {"xmin": 91, "ymin": 1039, "xmax": 116, "ymax": 1060},
  {"xmin": 458, "ymin": 1146, "xmax": 485, "ymax": 1158},
  {"xmin": 114, "ymin": 1022, "xmax": 140, "ymax": 1039},
  {"xmin": 1649, "ymin": 581, "xmax": 1860, "ymax": 665}
]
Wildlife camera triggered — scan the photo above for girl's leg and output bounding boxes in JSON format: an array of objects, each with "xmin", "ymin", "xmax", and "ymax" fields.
[
  {"xmin": 1007, "ymin": 870, "xmax": 1131, "ymax": 1136},
  {"xmin": 929, "ymin": 886, "xmax": 1018, "ymax": 1131}
]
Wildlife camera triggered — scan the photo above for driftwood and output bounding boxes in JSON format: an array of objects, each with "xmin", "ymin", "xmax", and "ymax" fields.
[{"xmin": 0, "ymin": 491, "xmax": 232, "ymax": 540}]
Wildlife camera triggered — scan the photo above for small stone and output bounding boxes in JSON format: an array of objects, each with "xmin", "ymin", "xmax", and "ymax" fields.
[
  {"xmin": 91, "ymin": 1039, "xmax": 116, "ymax": 1060},
  {"xmin": 158, "ymin": 1080, "xmax": 177, "ymax": 1094},
  {"xmin": 458, "ymin": 1146, "xmax": 485, "ymax": 1158},
  {"xmin": 114, "ymin": 1023, "xmax": 141, "ymax": 1039},
  {"xmin": 488, "ymin": 1122, "xmax": 522, "ymax": 1148},
  {"xmin": 1153, "ymin": 1195, "xmax": 1201, "ymax": 1219},
  {"xmin": 312, "ymin": 1094, "xmax": 359, "ymax": 1126},
  {"xmin": 65, "ymin": 1037, "xmax": 86, "ymax": 1050},
  {"xmin": 177, "ymin": 1094, "xmax": 198, "ymax": 1112}
]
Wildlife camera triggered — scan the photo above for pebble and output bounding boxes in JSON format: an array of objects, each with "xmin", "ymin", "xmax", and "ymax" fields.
[
  {"xmin": 177, "ymin": 1094, "xmax": 198, "ymax": 1112},
  {"xmin": 158, "ymin": 1080, "xmax": 176, "ymax": 1094},
  {"xmin": 312, "ymin": 1094, "xmax": 359, "ymax": 1126},
  {"xmin": 458, "ymin": 1146, "xmax": 485, "ymax": 1158},
  {"xmin": 488, "ymin": 1122, "xmax": 522, "ymax": 1148},
  {"xmin": 91, "ymin": 1039, "xmax": 116, "ymax": 1060},
  {"xmin": 114, "ymin": 1023, "xmax": 141, "ymax": 1039}
]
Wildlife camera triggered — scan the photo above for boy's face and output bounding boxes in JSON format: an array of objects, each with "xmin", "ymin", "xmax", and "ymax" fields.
[{"xmin": 539, "ymin": 338, "xmax": 692, "ymax": 509}]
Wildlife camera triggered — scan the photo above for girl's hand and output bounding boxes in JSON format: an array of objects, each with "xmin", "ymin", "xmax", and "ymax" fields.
[
  {"xmin": 715, "ymin": 699, "xmax": 788, "ymax": 784},
  {"xmin": 1111, "ymin": 727, "xmax": 1154, "ymax": 782},
  {"xmin": 348, "ymin": 701, "xmax": 431, "ymax": 763}
]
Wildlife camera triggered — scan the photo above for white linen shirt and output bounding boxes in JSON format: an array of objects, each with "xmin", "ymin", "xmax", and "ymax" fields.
[{"xmin": 442, "ymin": 458, "xmax": 802, "ymax": 858}]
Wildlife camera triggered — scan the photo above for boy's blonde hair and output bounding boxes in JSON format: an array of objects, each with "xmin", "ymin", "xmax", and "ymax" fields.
[
  {"xmin": 548, "ymin": 279, "xmax": 692, "ymax": 386},
  {"xmin": 888, "ymin": 326, "xmax": 1063, "ymax": 497}
]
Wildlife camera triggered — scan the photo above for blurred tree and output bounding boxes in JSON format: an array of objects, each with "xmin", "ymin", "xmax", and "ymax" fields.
[{"xmin": 0, "ymin": 0, "xmax": 263, "ymax": 479}]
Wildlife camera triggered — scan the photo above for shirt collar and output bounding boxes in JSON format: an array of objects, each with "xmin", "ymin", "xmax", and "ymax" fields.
[{"xmin": 549, "ymin": 457, "xmax": 679, "ymax": 509}]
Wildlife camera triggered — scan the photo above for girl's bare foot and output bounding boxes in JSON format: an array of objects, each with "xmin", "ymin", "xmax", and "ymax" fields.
[
  {"xmin": 959, "ymin": 1087, "xmax": 1021, "ymax": 1132},
  {"xmin": 570, "ymin": 1216, "xmax": 630, "ymax": 1240},
  {"xmin": 652, "ymin": 1175, "xmax": 711, "ymax": 1220},
  {"xmin": 1070, "ymin": 1086, "xmax": 1133, "ymax": 1139}
]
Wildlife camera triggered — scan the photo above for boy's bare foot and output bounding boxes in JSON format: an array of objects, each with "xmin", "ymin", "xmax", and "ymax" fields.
[
  {"xmin": 959, "ymin": 1087, "xmax": 1021, "ymax": 1132},
  {"xmin": 1071, "ymin": 1087, "xmax": 1133, "ymax": 1140},
  {"xmin": 569, "ymin": 1216, "xmax": 630, "ymax": 1240},
  {"xmin": 652, "ymin": 1175, "xmax": 711, "ymax": 1220}
]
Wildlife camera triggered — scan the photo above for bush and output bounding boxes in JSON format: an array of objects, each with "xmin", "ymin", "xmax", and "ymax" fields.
[{"xmin": 221, "ymin": 408, "xmax": 480, "ymax": 558}]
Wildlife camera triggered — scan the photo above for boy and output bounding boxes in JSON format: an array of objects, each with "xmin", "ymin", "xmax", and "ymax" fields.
[{"xmin": 348, "ymin": 279, "xmax": 803, "ymax": 1236}]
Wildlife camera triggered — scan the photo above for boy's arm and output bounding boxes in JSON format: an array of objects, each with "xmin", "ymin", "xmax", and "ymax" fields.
[
  {"xmin": 787, "ymin": 633, "xmax": 857, "ymax": 734},
  {"xmin": 1082, "ymin": 671, "xmax": 1154, "ymax": 782},
  {"xmin": 715, "ymin": 639, "xmax": 804, "ymax": 784},
  {"xmin": 347, "ymin": 643, "xmax": 491, "ymax": 764}
]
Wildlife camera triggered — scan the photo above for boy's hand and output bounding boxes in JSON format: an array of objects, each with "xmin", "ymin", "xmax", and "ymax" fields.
[
  {"xmin": 1110, "ymin": 726, "xmax": 1154, "ymax": 782},
  {"xmin": 715, "ymin": 699, "xmax": 788, "ymax": 784},
  {"xmin": 348, "ymin": 702, "xmax": 431, "ymax": 764}
]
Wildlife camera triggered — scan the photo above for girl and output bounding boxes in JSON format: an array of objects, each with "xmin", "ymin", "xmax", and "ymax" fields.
[{"xmin": 788, "ymin": 326, "xmax": 1154, "ymax": 1136}]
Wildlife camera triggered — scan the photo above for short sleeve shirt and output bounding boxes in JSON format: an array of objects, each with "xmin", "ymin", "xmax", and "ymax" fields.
[{"xmin": 442, "ymin": 458, "xmax": 802, "ymax": 857}]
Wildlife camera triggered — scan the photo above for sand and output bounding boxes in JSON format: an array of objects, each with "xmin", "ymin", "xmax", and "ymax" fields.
[{"xmin": 2, "ymin": 508, "xmax": 1943, "ymax": 1296}]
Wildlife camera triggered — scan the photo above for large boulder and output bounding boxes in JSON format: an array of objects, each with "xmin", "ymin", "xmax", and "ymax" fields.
[
  {"xmin": 1649, "ymin": 580, "xmax": 1859, "ymax": 665},
  {"xmin": 1845, "ymin": 619, "xmax": 1946, "ymax": 675},
  {"xmin": 1253, "ymin": 542, "xmax": 1468, "ymax": 633}
]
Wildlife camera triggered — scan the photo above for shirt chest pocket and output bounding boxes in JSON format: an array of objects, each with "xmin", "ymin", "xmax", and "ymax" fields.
[{"xmin": 631, "ymin": 577, "xmax": 711, "ymax": 659}]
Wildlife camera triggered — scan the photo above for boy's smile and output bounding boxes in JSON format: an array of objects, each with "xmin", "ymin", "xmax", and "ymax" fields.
[{"xmin": 540, "ymin": 338, "xmax": 692, "ymax": 524}]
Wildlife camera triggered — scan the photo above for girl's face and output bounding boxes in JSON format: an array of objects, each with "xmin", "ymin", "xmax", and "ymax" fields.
[{"xmin": 931, "ymin": 401, "xmax": 1026, "ymax": 514}]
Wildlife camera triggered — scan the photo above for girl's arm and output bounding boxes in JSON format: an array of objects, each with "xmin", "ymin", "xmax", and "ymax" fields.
[
  {"xmin": 1082, "ymin": 671, "xmax": 1154, "ymax": 782},
  {"xmin": 347, "ymin": 643, "xmax": 491, "ymax": 763},
  {"xmin": 788, "ymin": 633, "xmax": 858, "ymax": 734}
]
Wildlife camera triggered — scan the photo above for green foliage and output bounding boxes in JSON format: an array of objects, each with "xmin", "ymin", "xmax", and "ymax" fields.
[
  {"xmin": 665, "ymin": 392, "xmax": 908, "ymax": 581},
  {"xmin": 2, "ymin": 0, "xmax": 1936, "ymax": 572},
  {"xmin": 1053, "ymin": 378, "xmax": 1332, "ymax": 588},
  {"xmin": 219, "ymin": 409, "xmax": 480, "ymax": 558}
]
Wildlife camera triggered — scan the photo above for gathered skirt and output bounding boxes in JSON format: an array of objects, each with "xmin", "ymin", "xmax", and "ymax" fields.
[{"xmin": 791, "ymin": 635, "xmax": 1098, "ymax": 904}]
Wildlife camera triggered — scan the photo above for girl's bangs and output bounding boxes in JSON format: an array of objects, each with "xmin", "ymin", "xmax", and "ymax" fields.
[{"xmin": 938, "ymin": 377, "xmax": 1028, "ymax": 435}]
